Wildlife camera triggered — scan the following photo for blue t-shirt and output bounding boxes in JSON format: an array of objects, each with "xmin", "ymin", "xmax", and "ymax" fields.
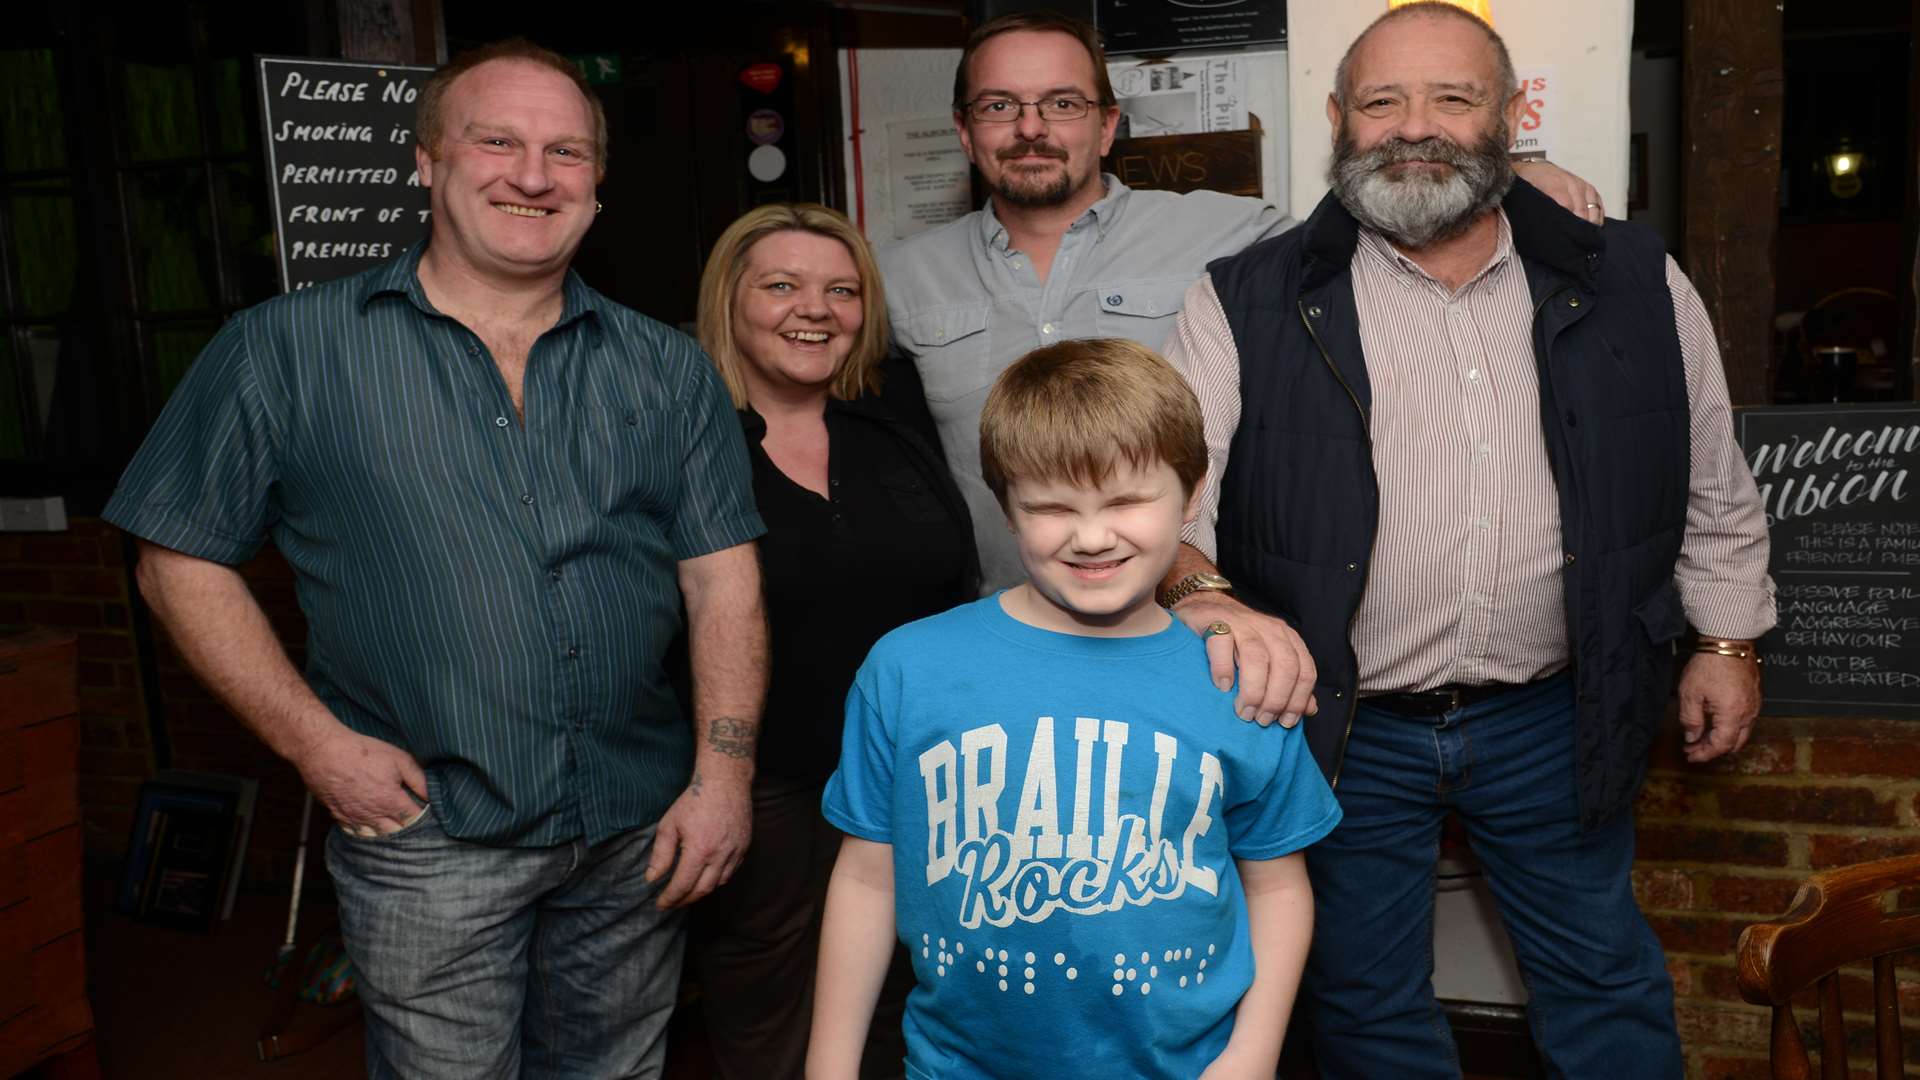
[{"xmin": 823, "ymin": 595, "xmax": 1342, "ymax": 1079}]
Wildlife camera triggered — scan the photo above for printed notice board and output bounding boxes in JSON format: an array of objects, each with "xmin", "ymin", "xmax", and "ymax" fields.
[
  {"xmin": 257, "ymin": 57, "xmax": 434, "ymax": 292},
  {"xmin": 1096, "ymin": 0, "xmax": 1286, "ymax": 55},
  {"xmin": 1736, "ymin": 404, "xmax": 1920, "ymax": 719}
]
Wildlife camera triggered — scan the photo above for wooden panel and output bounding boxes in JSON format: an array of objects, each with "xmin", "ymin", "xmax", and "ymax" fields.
[
  {"xmin": 1681, "ymin": 0, "xmax": 1785, "ymax": 407},
  {"xmin": 24, "ymin": 827, "xmax": 84, "ymax": 943},
  {"xmin": 0, "ymin": 996, "xmax": 95, "ymax": 1078},
  {"xmin": 23, "ymin": 717, "xmax": 80, "ymax": 800},
  {"xmin": 30, "ymin": 933, "xmax": 87, "ymax": 1010},
  {"xmin": 0, "ymin": 631, "xmax": 77, "ymax": 732},
  {"xmin": 0, "ymin": 729, "xmax": 21, "ymax": 794},
  {"xmin": 0, "ymin": 911, "xmax": 29, "ymax": 1023},
  {"xmin": 0, "ymin": 778, "xmax": 79, "ymax": 850},
  {"xmin": 0, "ymin": 845, "xmax": 25, "ymax": 909}
]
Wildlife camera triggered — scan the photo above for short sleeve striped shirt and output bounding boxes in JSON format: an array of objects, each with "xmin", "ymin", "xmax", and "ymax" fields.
[{"xmin": 104, "ymin": 244, "xmax": 766, "ymax": 846}]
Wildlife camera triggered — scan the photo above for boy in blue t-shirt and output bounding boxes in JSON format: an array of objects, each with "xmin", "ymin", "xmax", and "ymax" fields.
[{"xmin": 809, "ymin": 338, "xmax": 1341, "ymax": 1079}]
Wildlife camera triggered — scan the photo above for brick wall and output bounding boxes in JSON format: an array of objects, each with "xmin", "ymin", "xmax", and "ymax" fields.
[
  {"xmin": 0, "ymin": 519, "xmax": 315, "ymax": 889},
  {"xmin": 1636, "ymin": 715, "xmax": 1920, "ymax": 1079}
]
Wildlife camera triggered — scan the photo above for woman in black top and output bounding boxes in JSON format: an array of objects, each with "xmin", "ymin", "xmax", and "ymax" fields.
[{"xmin": 685, "ymin": 203, "xmax": 976, "ymax": 1079}]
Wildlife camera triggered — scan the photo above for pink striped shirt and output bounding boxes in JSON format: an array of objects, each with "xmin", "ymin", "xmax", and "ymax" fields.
[{"xmin": 1166, "ymin": 212, "xmax": 1776, "ymax": 694}]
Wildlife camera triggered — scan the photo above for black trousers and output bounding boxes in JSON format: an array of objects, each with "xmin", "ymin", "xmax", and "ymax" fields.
[{"xmin": 686, "ymin": 776, "xmax": 912, "ymax": 1080}]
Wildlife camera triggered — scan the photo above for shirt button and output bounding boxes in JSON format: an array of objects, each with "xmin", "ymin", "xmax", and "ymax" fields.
[
  {"xmin": 521, "ymin": 493, "xmax": 534, "ymax": 506},
  {"xmin": 1565, "ymin": 553, "xmax": 1577, "ymax": 565},
  {"xmin": 495, "ymin": 416, "xmax": 509, "ymax": 428},
  {"xmin": 1475, "ymin": 517, "xmax": 1491, "ymax": 530},
  {"xmin": 1568, "ymin": 297, "xmax": 1582, "ymax": 308},
  {"xmin": 1466, "ymin": 368, "xmax": 1481, "ymax": 382},
  {"xmin": 1345, "ymin": 562, "xmax": 1359, "ymax": 573},
  {"xmin": 1478, "ymin": 442, "xmax": 1491, "ymax": 455},
  {"xmin": 1042, "ymin": 323, "xmax": 1055, "ymax": 335},
  {"xmin": 1011, "ymin": 259, "xmax": 1023, "ymax": 269},
  {"xmin": 467, "ymin": 345, "xmax": 478, "ymax": 356},
  {"xmin": 1106, "ymin": 294, "xmax": 1123, "ymax": 306},
  {"xmin": 1307, "ymin": 305, "xmax": 1323, "ymax": 318},
  {"xmin": 549, "ymin": 569, "xmax": 562, "ymax": 582},
  {"xmin": 566, "ymin": 645, "xmax": 579, "ymax": 659}
]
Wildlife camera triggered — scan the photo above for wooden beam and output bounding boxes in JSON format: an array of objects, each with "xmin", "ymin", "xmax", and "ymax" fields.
[
  {"xmin": 1681, "ymin": 0, "xmax": 1784, "ymax": 408},
  {"xmin": 335, "ymin": 0, "xmax": 443, "ymax": 65}
]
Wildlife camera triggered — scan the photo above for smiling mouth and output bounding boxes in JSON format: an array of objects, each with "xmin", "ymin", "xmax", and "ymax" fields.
[
  {"xmin": 1067, "ymin": 557, "xmax": 1129, "ymax": 577},
  {"xmin": 493, "ymin": 203, "xmax": 552, "ymax": 217},
  {"xmin": 782, "ymin": 331, "xmax": 830, "ymax": 343}
]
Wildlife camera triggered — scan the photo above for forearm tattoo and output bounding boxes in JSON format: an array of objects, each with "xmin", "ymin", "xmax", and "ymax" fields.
[{"xmin": 706, "ymin": 716, "xmax": 759, "ymax": 759}]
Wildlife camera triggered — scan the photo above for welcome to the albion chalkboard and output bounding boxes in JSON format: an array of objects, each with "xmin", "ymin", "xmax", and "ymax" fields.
[
  {"xmin": 1736, "ymin": 404, "xmax": 1920, "ymax": 719},
  {"xmin": 257, "ymin": 57, "xmax": 435, "ymax": 293}
]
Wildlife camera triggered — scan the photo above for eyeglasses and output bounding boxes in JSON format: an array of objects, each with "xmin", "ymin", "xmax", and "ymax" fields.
[{"xmin": 963, "ymin": 96, "xmax": 1100, "ymax": 123}]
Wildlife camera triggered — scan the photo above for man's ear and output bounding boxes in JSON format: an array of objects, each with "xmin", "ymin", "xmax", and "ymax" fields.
[
  {"xmin": 954, "ymin": 110, "xmax": 979, "ymax": 166},
  {"xmin": 1503, "ymin": 89, "xmax": 1526, "ymax": 149},
  {"xmin": 414, "ymin": 142, "xmax": 434, "ymax": 188},
  {"xmin": 1325, "ymin": 93, "xmax": 1342, "ymax": 146},
  {"xmin": 1182, "ymin": 482, "xmax": 1203, "ymax": 526}
]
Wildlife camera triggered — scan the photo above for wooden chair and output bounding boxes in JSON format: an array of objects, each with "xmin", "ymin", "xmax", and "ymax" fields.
[{"xmin": 1735, "ymin": 853, "xmax": 1920, "ymax": 1079}]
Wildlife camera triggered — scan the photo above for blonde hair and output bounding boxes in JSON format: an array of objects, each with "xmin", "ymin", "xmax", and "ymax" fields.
[
  {"xmin": 416, "ymin": 38, "xmax": 608, "ymax": 180},
  {"xmin": 696, "ymin": 204, "xmax": 889, "ymax": 409},
  {"xmin": 979, "ymin": 338, "xmax": 1205, "ymax": 511}
]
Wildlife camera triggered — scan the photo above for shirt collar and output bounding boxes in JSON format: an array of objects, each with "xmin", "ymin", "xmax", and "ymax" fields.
[
  {"xmin": 976, "ymin": 172, "xmax": 1131, "ymax": 251},
  {"xmin": 1356, "ymin": 210, "xmax": 1516, "ymax": 294},
  {"xmin": 360, "ymin": 239, "xmax": 606, "ymax": 337}
]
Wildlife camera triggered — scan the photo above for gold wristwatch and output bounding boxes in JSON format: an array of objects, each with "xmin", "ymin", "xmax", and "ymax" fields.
[{"xmin": 1161, "ymin": 572, "xmax": 1233, "ymax": 608}]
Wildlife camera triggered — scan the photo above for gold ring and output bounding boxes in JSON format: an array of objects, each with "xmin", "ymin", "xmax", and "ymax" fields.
[
  {"xmin": 1205, "ymin": 620, "xmax": 1232, "ymax": 636},
  {"xmin": 1585, "ymin": 202, "xmax": 1601, "ymax": 209}
]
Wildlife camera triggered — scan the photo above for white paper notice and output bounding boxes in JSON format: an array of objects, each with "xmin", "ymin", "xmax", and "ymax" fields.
[
  {"xmin": 886, "ymin": 118, "xmax": 971, "ymax": 241},
  {"xmin": 1108, "ymin": 58, "xmax": 1248, "ymax": 137},
  {"xmin": 1510, "ymin": 68, "xmax": 1556, "ymax": 160}
]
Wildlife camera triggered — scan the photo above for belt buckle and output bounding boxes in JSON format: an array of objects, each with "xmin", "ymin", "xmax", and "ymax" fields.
[{"xmin": 1443, "ymin": 686, "xmax": 1467, "ymax": 712}]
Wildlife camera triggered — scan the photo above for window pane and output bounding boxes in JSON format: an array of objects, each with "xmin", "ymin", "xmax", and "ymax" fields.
[
  {"xmin": 150, "ymin": 322, "xmax": 217, "ymax": 404},
  {"xmin": 11, "ymin": 183, "xmax": 78, "ymax": 317},
  {"xmin": 0, "ymin": 50, "xmax": 66, "ymax": 172},
  {"xmin": 0, "ymin": 331, "xmax": 24, "ymax": 458},
  {"xmin": 124, "ymin": 63, "xmax": 203, "ymax": 162},
  {"xmin": 211, "ymin": 58, "xmax": 253, "ymax": 157},
  {"xmin": 129, "ymin": 168, "xmax": 215, "ymax": 313},
  {"xmin": 218, "ymin": 164, "xmax": 278, "ymax": 307}
]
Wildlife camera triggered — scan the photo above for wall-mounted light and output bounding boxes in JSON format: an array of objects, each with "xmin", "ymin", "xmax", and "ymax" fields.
[
  {"xmin": 1825, "ymin": 137, "xmax": 1864, "ymax": 199},
  {"xmin": 1389, "ymin": 0, "xmax": 1495, "ymax": 24}
]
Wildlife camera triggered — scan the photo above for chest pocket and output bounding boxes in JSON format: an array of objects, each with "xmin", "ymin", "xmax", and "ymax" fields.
[
  {"xmin": 574, "ymin": 405, "xmax": 677, "ymax": 517},
  {"xmin": 901, "ymin": 302, "xmax": 993, "ymax": 403},
  {"xmin": 1090, "ymin": 280, "xmax": 1189, "ymax": 348},
  {"xmin": 879, "ymin": 466, "xmax": 950, "ymax": 525}
]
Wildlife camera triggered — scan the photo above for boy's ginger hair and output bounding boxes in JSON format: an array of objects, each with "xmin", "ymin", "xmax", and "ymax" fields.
[{"xmin": 979, "ymin": 338, "xmax": 1206, "ymax": 511}]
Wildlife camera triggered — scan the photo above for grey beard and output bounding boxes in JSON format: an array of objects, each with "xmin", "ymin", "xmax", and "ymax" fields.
[{"xmin": 1328, "ymin": 126, "xmax": 1514, "ymax": 249}]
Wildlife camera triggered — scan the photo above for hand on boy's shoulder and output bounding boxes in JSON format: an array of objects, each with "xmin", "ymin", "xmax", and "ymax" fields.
[{"xmin": 1169, "ymin": 592, "xmax": 1319, "ymax": 729}]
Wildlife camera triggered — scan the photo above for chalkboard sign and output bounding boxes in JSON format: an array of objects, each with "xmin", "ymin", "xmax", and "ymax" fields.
[
  {"xmin": 1736, "ymin": 404, "xmax": 1920, "ymax": 718},
  {"xmin": 257, "ymin": 57, "xmax": 435, "ymax": 292}
]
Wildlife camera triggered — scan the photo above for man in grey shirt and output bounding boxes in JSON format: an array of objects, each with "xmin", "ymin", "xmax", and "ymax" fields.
[{"xmin": 876, "ymin": 10, "xmax": 1602, "ymax": 725}]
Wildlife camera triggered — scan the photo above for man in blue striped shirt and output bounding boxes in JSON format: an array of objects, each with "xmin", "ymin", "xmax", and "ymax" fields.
[{"xmin": 104, "ymin": 40, "xmax": 766, "ymax": 1078}]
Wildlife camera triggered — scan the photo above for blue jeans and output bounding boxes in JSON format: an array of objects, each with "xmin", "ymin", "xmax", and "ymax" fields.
[
  {"xmin": 1302, "ymin": 675, "xmax": 1681, "ymax": 1080},
  {"xmin": 327, "ymin": 806, "xmax": 685, "ymax": 1079}
]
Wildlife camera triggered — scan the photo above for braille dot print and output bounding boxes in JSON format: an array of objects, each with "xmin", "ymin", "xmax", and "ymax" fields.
[
  {"xmin": 1199, "ymin": 958, "xmax": 1207, "ymax": 970},
  {"xmin": 940, "ymin": 938, "xmax": 947, "ymax": 949},
  {"xmin": 998, "ymin": 964, "xmax": 1008, "ymax": 977},
  {"xmin": 1066, "ymin": 968, "xmax": 1078, "ymax": 980},
  {"xmin": 1024, "ymin": 982, "xmax": 1034, "ymax": 994},
  {"xmin": 1163, "ymin": 950, "xmax": 1174, "ymax": 962},
  {"xmin": 1111, "ymin": 984, "xmax": 1123, "ymax": 997},
  {"xmin": 1207, "ymin": 944, "xmax": 1215, "ymax": 956},
  {"xmin": 1197, "ymin": 972, "xmax": 1206, "ymax": 984},
  {"xmin": 1054, "ymin": 953, "xmax": 1066, "ymax": 966},
  {"xmin": 1149, "ymin": 966, "xmax": 1158, "ymax": 978},
  {"xmin": 956, "ymin": 943, "xmax": 965, "ymax": 954},
  {"xmin": 999, "ymin": 979, "xmax": 1008, "ymax": 992},
  {"xmin": 1139, "ymin": 952, "xmax": 1150, "ymax": 964},
  {"xmin": 922, "ymin": 934, "xmax": 929, "ymax": 943},
  {"xmin": 1024, "ymin": 952, "xmax": 1036, "ymax": 964},
  {"xmin": 922, "ymin": 948, "xmax": 929, "ymax": 958},
  {"xmin": 1113, "ymin": 953, "xmax": 1125, "ymax": 966},
  {"xmin": 977, "ymin": 960, "xmax": 986, "ymax": 973},
  {"xmin": 1179, "ymin": 976, "xmax": 1188, "ymax": 988},
  {"xmin": 1140, "ymin": 983, "xmax": 1151, "ymax": 995},
  {"xmin": 1024, "ymin": 967, "xmax": 1035, "ymax": 980},
  {"xmin": 1112, "ymin": 970, "xmax": 1124, "ymax": 982},
  {"xmin": 1125, "ymin": 968, "xmax": 1136, "ymax": 981},
  {"xmin": 937, "ymin": 965, "xmax": 946, "ymax": 976},
  {"xmin": 1183, "ymin": 947, "xmax": 1192, "ymax": 960}
]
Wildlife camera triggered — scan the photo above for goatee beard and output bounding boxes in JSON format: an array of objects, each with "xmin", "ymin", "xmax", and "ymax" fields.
[
  {"xmin": 993, "ymin": 142, "xmax": 1075, "ymax": 208},
  {"xmin": 1327, "ymin": 123, "xmax": 1514, "ymax": 249}
]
